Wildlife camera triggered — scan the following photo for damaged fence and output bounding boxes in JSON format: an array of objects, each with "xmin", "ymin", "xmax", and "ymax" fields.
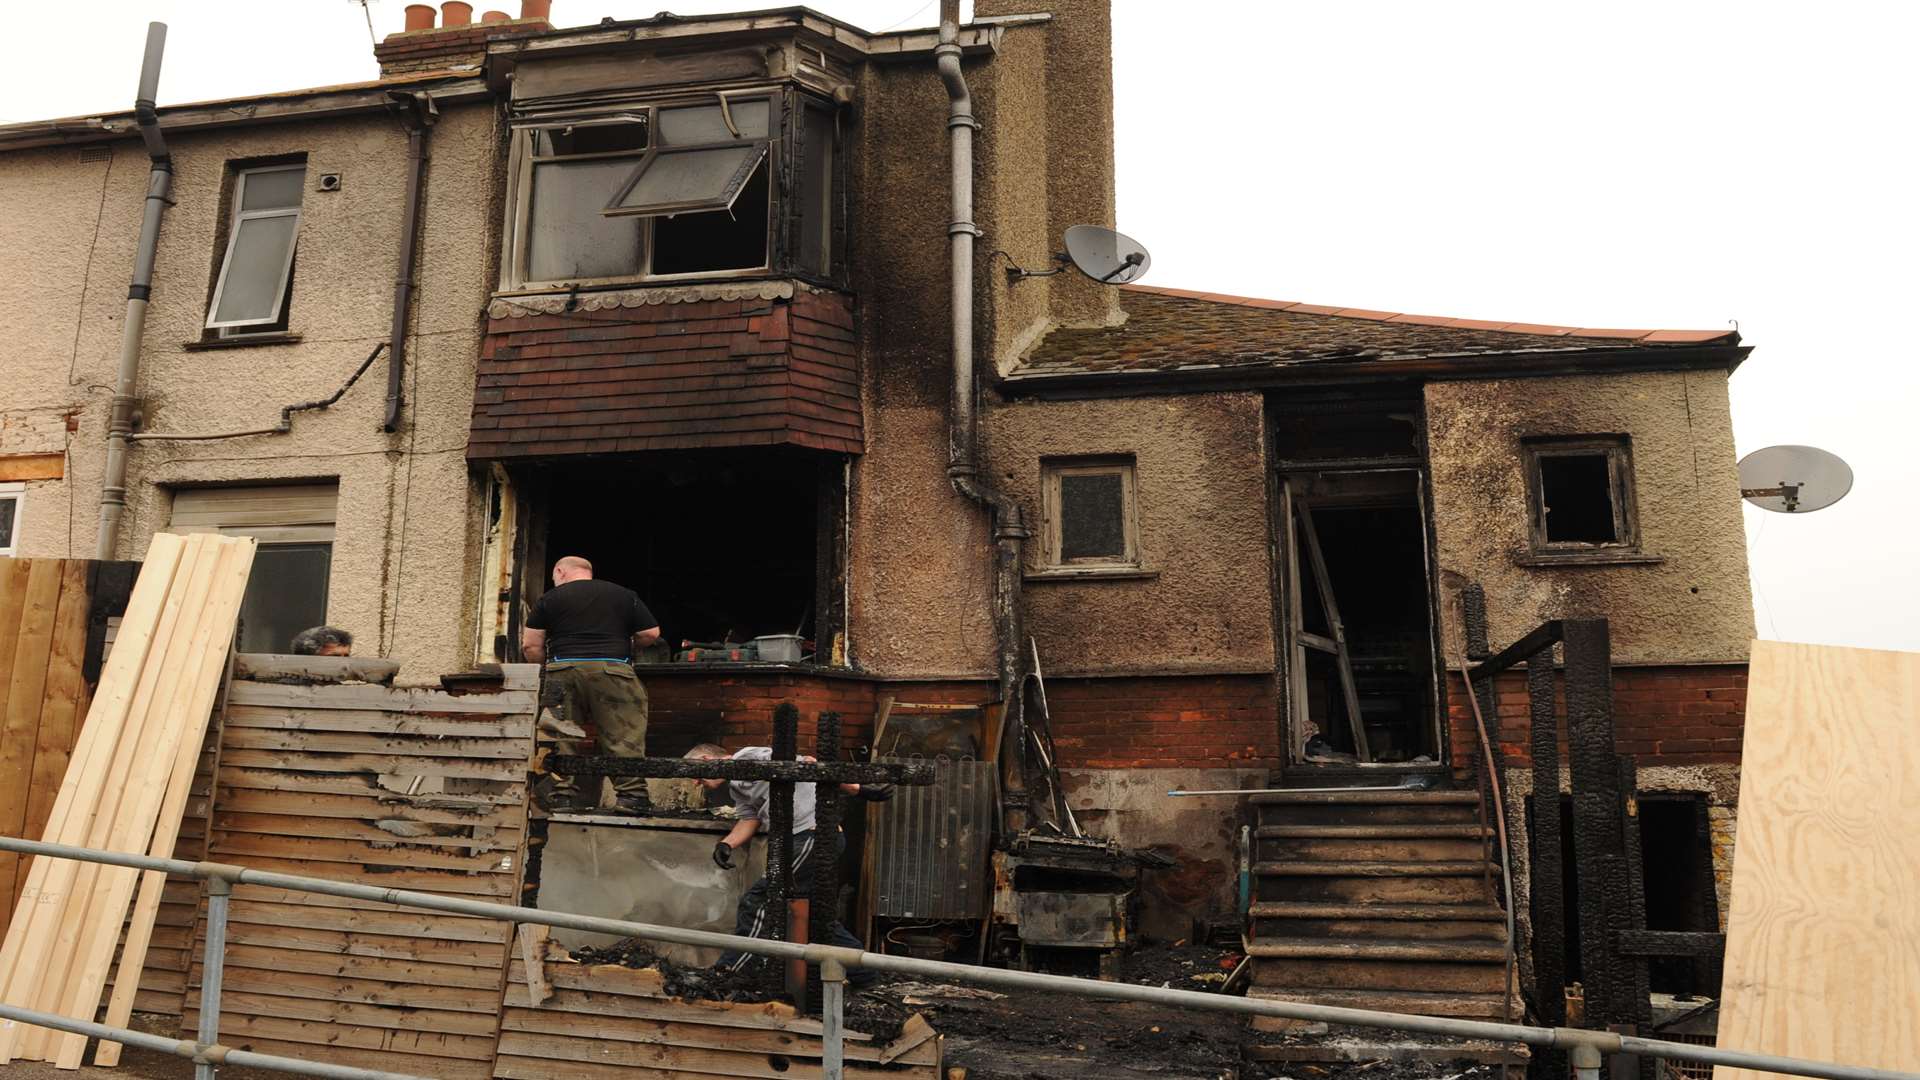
[{"xmin": 0, "ymin": 834, "xmax": 1915, "ymax": 1080}]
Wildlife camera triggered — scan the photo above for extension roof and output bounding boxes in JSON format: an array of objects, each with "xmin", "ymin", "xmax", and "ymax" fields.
[{"xmin": 1004, "ymin": 285, "xmax": 1746, "ymax": 397}]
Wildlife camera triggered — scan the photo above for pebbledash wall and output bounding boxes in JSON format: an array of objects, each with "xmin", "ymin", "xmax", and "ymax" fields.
[{"xmin": 0, "ymin": 98, "xmax": 499, "ymax": 681}]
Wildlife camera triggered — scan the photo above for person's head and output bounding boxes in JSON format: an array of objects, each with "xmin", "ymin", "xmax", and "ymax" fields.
[
  {"xmin": 684, "ymin": 743, "xmax": 730, "ymax": 790},
  {"xmin": 551, "ymin": 555, "xmax": 593, "ymax": 587},
  {"xmin": 290, "ymin": 626, "xmax": 353, "ymax": 657}
]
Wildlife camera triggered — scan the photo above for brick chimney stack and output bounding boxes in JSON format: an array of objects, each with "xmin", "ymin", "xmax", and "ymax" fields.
[{"xmin": 376, "ymin": 0, "xmax": 553, "ymax": 78}]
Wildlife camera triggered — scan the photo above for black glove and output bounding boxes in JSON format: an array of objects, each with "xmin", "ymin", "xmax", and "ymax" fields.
[
  {"xmin": 712, "ymin": 841, "xmax": 735, "ymax": 869},
  {"xmin": 857, "ymin": 783, "xmax": 895, "ymax": 803}
]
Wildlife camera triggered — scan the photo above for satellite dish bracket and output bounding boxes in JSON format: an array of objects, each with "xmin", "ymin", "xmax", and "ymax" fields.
[{"xmin": 996, "ymin": 250, "xmax": 1071, "ymax": 281}]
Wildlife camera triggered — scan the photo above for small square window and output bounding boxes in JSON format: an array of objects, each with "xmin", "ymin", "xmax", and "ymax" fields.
[
  {"xmin": 0, "ymin": 483, "xmax": 23, "ymax": 556},
  {"xmin": 1042, "ymin": 458, "xmax": 1138, "ymax": 569},
  {"xmin": 1525, "ymin": 436, "xmax": 1638, "ymax": 553}
]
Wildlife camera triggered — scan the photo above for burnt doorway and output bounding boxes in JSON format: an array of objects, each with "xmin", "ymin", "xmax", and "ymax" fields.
[
  {"xmin": 1278, "ymin": 469, "xmax": 1442, "ymax": 766},
  {"xmin": 528, "ymin": 447, "xmax": 846, "ymax": 659}
]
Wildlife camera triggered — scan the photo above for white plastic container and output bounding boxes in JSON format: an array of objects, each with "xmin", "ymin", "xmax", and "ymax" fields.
[{"xmin": 752, "ymin": 634, "xmax": 805, "ymax": 663}]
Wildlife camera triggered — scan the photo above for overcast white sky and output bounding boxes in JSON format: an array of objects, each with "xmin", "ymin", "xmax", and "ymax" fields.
[{"xmin": 5, "ymin": 2, "xmax": 1913, "ymax": 653}]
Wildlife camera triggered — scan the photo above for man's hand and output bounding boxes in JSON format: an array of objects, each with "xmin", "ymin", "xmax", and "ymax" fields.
[
  {"xmin": 712, "ymin": 841, "xmax": 736, "ymax": 870},
  {"xmin": 857, "ymin": 783, "xmax": 895, "ymax": 802}
]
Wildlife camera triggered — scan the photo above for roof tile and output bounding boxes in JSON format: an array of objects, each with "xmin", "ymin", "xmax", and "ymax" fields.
[{"xmin": 1010, "ymin": 285, "xmax": 1738, "ymax": 380}]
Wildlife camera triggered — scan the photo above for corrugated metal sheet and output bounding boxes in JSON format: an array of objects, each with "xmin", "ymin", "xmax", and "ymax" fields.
[{"xmin": 869, "ymin": 755, "xmax": 996, "ymax": 921}]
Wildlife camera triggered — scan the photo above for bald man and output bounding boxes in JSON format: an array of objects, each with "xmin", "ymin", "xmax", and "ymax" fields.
[{"xmin": 522, "ymin": 556, "xmax": 661, "ymax": 815}]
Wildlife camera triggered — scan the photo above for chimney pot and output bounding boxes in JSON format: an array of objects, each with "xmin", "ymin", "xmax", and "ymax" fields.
[
  {"xmin": 519, "ymin": 0, "xmax": 552, "ymax": 22},
  {"xmin": 403, "ymin": 3, "xmax": 436, "ymax": 30},
  {"xmin": 440, "ymin": 1, "xmax": 473, "ymax": 27},
  {"xmin": 481, "ymin": 9, "xmax": 510, "ymax": 22}
]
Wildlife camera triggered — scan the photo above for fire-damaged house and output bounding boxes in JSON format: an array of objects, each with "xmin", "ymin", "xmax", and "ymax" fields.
[{"xmin": 0, "ymin": 0, "xmax": 1756, "ymax": 1066}]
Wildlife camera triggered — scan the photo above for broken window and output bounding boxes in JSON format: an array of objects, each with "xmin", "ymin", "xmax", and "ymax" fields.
[
  {"xmin": 1525, "ymin": 437, "xmax": 1638, "ymax": 552},
  {"xmin": 536, "ymin": 449, "xmax": 845, "ymax": 661},
  {"xmin": 206, "ymin": 162, "xmax": 306, "ymax": 333},
  {"xmin": 506, "ymin": 91, "xmax": 833, "ymax": 289},
  {"xmin": 0, "ymin": 483, "xmax": 21, "ymax": 556},
  {"xmin": 1041, "ymin": 458, "xmax": 1138, "ymax": 569},
  {"xmin": 167, "ymin": 483, "xmax": 337, "ymax": 653}
]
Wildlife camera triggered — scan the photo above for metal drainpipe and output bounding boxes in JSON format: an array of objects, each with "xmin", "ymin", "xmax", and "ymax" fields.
[
  {"xmin": 936, "ymin": 8, "xmax": 1033, "ymax": 829},
  {"xmin": 95, "ymin": 22, "xmax": 172, "ymax": 560},
  {"xmin": 383, "ymin": 91, "xmax": 435, "ymax": 434}
]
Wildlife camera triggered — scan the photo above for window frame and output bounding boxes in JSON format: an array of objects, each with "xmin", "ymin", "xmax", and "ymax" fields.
[
  {"xmin": 499, "ymin": 88, "xmax": 796, "ymax": 293},
  {"xmin": 0, "ymin": 482, "xmax": 23, "ymax": 557},
  {"xmin": 205, "ymin": 162, "xmax": 307, "ymax": 332},
  {"xmin": 1523, "ymin": 435, "xmax": 1640, "ymax": 555},
  {"xmin": 1040, "ymin": 457, "xmax": 1141, "ymax": 571}
]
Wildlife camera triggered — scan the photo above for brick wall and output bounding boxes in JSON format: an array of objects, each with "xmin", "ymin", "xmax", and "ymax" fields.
[
  {"xmin": 1447, "ymin": 664, "xmax": 1748, "ymax": 772},
  {"xmin": 373, "ymin": 19, "xmax": 549, "ymax": 76},
  {"xmin": 470, "ymin": 291, "xmax": 862, "ymax": 459},
  {"xmin": 1039, "ymin": 674, "xmax": 1282, "ymax": 770},
  {"xmin": 609, "ymin": 668, "xmax": 1283, "ymax": 771},
  {"xmin": 642, "ymin": 671, "xmax": 986, "ymax": 758}
]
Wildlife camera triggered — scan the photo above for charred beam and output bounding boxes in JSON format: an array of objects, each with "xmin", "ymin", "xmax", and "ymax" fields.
[
  {"xmin": 1613, "ymin": 931, "xmax": 1727, "ymax": 958},
  {"xmin": 1472, "ymin": 619, "xmax": 1567, "ymax": 679},
  {"xmin": 544, "ymin": 755, "xmax": 934, "ymax": 785}
]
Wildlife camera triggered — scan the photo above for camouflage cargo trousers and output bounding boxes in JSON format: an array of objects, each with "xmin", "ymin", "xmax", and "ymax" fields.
[{"xmin": 540, "ymin": 660, "xmax": 650, "ymax": 802}]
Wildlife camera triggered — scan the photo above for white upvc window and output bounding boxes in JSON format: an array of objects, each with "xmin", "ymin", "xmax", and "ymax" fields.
[
  {"xmin": 0, "ymin": 483, "xmax": 22, "ymax": 557},
  {"xmin": 205, "ymin": 163, "xmax": 306, "ymax": 332}
]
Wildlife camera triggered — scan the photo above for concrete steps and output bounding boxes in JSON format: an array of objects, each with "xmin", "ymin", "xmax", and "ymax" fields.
[{"xmin": 1245, "ymin": 784, "xmax": 1521, "ymax": 1066}]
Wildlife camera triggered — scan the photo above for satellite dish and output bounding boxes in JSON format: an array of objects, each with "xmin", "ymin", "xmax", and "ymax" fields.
[
  {"xmin": 1063, "ymin": 225, "xmax": 1151, "ymax": 285},
  {"xmin": 1738, "ymin": 445, "xmax": 1853, "ymax": 514}
]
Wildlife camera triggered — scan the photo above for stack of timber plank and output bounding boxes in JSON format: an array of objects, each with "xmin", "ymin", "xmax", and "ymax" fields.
[
  {"xmin": 182, "ymin": 660, "xmax": 539, "ymax": 1080},
  {"xmin": 0, "ymin": 532, "xmax": 255, "ymax": 1069},
  {"xmin": 500, "ymin": 936, "xmax": 945, "ymax": 1080},
  {"xmin": 1713, "ymin": 641, "xmax": 1919, "ymax": 1079}
]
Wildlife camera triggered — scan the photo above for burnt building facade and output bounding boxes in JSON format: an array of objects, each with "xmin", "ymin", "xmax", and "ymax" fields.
[{"xmin": 0, "ymin": 0, "xmax": 1752, "ymax": 1019}]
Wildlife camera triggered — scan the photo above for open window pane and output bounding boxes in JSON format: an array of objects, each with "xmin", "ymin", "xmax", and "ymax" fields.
[
  {"xmin": 651, "ymin": 158, "xmax": 770, "ymax": 274},
  {"xmin": 528, "ymin": 158, "xmax": 646, "ymax": 282},
  {"xmin": 209, "ymin": 214, "xmax": 299, "ymax": 326},
  {"xmin": 1060, "ymin": 472, "xmax": 1127, "ymax": 560},
  {"xmin": 236, "ymin": 542, "xmax": 332, "ymax": 654},
  {"xmin": 1539, "ymin": 453, "xmax": 1617, "ymax": 543},
  {"xmin": 604, "ymin": 143, "xmax": 767, "ymax": 218},
  {"xmin": 240, "ymin": 167, "xmax": 305, "ymax": 211},
  {"xmin": 656, "ymin": 100, "xmax": 770, "ymax": 145}
]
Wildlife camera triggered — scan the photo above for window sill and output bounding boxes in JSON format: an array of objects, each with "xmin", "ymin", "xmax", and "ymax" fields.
[
  {"xmin": 1024, "ymin": 567, "xmax": 1160, "ymax": 583},
  {"xmin": 1514, "ymin": 551, "xmax": 1666, "ymax": 568},
  {"xmin": 183, "ymin": 333, "xmax": 303, "ymax": 351}
]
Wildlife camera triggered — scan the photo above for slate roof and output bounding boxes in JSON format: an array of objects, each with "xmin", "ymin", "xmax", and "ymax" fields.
[{"xmin": 1009, "ymin": 285, "xmax": 1741, "ymax": 385}]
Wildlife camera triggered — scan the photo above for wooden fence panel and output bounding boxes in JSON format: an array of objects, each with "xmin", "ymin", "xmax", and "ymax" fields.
[{"xmin": 185, "ymin": 665, "xmax": 539, "ymax": 1080}]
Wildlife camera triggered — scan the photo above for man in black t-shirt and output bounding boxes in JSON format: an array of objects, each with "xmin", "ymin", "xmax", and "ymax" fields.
[{"xmin": 521, "ymin": 556, "xmax": 661, "ymax": 815}]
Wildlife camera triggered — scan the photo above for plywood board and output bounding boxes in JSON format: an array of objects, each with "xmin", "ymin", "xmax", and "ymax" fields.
[{"xmin": 1713, "ymin": 641, "xmax": 1920, "ymax": 1080}]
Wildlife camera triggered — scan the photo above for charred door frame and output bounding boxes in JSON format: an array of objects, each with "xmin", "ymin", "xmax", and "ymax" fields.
[{"xmin": 1264, "ymin": 391, "xmax": 1450, "ymax": 777}]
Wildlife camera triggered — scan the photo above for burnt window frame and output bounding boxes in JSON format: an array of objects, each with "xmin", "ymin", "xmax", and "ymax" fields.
[
  {"xmin": 1040, "ymin": 456, "xmax": 1140, "ymax": 572},
  {"xmin": 501, "ymin": 86, "xmax": 839, "ymax": 294},
  {"xmin": 1523, "ymin": 435, "xmax": 1640, "ymax": 555}
]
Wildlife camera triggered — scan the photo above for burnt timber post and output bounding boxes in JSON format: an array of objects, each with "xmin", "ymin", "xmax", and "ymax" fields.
[
  {"xmin": 1562, "ymin": 620, "xmax": 1642, "ymax": 1046},
  {"xmin": 809, "ymin": 709, "xmax": 844, "ymax": 1007},
  {"xmin": 769, "ymin": 702, "xmax": 798, "ymax": 997},
  {"xmin": 1526, "ymin": 640, "xmax": 1566, "ymax": 1080}
]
